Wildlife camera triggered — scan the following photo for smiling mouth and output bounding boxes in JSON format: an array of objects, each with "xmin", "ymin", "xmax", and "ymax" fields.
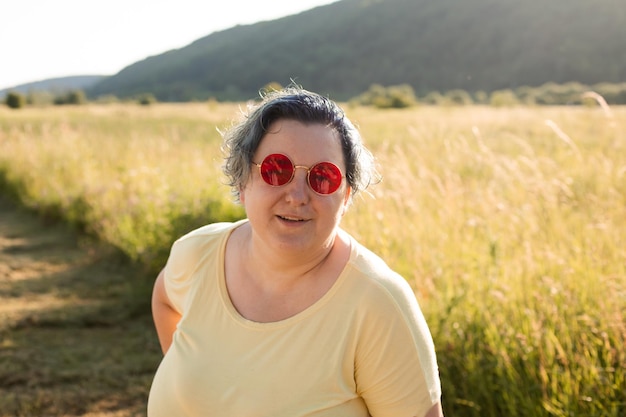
[{"xmin": 278, "ymin": 215, "xmax": 307, "ymax": 222}]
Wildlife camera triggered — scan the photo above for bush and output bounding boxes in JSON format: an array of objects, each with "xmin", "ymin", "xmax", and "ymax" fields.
[
  {"xmin": 94, "ymin": 94, "xmax": 120, "ymax": 104},
  {"xmin": 137, "ymin": 93, "xmax": 157, "ymax": 106},
  {"xmin": 489, "ymin": 89, "xmax": 520, "ymax": 107},
  {"xmin": 592, "ymin": 82, "xmax": 626, "ymax": 105},
  {"xmin": 444, "ymin": 89, "xmax": 474, "ymax": 105},
  {"xmin": 532, "ymin": 82, "xmax": 587, "ymax": 105},
  {"xmin": 54, "ymin": 89, "xmax": 87, "ymax": 105},
  {"xmin": 515, "ymin": 86, "xmax": 538, "ymax": 105},
  {"xmin": 24, "ymin": 91, "xmax": 54, "ymax": 106},
  {"xmin": 5, "ymin": 91, "xmax": 26, "ymax": 109},
  {"xmin": 473, "ymin": 90, "xmax": 489, "ymax": 105},
  {"xmin": 353, "ymin": 84, "xmax": 418, "ymax": 108},
  {"xmin": 421, "ymin": 91, "xmax": 446, "ymax": 105}
]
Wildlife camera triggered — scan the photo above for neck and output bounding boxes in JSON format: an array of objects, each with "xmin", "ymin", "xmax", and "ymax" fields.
[{"xmin": 240, "ymin": 225, "xmax": 340, "ymax": 290}]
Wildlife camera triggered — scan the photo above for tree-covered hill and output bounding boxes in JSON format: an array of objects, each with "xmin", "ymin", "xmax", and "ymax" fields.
[
  {"xmin": 87, "ymin": 0, "xmax": 626, "ymax": 102},
  {"xmin": 1, "ymin": 76, "xmax": 106, "ymax": 97}
]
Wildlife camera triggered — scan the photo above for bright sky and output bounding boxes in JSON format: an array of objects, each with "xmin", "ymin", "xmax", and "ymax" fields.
[{"xmin": 0, "ymin": 0, "xmax": 339, "ymax": 89}]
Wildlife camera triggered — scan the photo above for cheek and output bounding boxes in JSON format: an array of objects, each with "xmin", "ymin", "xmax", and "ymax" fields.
[
  {"xmin": 239, "ymin": 174, "xmax": 255, "ymax": 205},
  {"xmin": 329, "ymin": 190, "xmax": 351, "ymax": 219},
  {"xmin": 339, "ymin": 187, "xmax": 352, "ymax": 215},
  {"xmin": 239, "ymin": 178, "xmax": 265, "ymax": 209}
]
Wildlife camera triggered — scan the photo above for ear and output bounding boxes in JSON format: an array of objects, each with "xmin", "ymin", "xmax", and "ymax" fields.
[{"xmin": 239, "ymin": 184, "xmax": 246, "ymax": 205}]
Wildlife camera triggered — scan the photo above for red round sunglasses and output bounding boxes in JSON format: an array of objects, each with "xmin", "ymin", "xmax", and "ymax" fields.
[{"xmin": 254, "ymin": 153, "xmax": 344, "ymax": 195}]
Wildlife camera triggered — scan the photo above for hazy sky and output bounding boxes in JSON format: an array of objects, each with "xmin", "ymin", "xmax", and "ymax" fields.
[{"xmin": 0, "ymin": 0, "xmax": 339, "ymax": 89}]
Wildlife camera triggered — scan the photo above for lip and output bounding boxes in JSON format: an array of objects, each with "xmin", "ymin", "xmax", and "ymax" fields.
[{"xmin": 276, "ymin": 214, "xmax": 310, "ymax": 223}]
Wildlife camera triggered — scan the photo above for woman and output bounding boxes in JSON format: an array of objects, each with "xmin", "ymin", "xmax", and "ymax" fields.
[{"xmin": 148, "ymin": 87, "xmax": 443, "ymax": 417}]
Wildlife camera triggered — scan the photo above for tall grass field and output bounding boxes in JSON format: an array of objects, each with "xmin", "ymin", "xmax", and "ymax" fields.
[{"xmin": 1, "ymin": 102, "xmax": 624, "ymax": 416}]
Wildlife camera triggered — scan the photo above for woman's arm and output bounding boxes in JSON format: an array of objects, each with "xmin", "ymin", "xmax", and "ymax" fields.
[{"xmin": 151, "ymin": 268, "xmax": 182, "ymax": 354}]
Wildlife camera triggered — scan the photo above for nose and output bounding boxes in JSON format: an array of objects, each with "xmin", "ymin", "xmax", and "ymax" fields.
[{"xmin": 284, "ymin": 169, "xmax": 310, "ymax": 204}]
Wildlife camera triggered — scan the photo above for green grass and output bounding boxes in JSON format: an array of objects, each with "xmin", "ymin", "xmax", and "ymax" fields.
[{"xmin": 0, "ymin": 102, "xmax": 624, "ymax": 416}]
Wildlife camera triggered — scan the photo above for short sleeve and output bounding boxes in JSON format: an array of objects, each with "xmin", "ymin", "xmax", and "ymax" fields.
[
  {"xmin": 163, "ymin": 222, "xmax": 236, "ymax": 315},
  {"xmin": 354, "ymin": 271, "xmax": 441, "ymax": 417}
]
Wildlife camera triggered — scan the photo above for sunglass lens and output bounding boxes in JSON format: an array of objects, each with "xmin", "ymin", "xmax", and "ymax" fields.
[
  {"xmin": 309, "ymin": 162, "xmax": 342, "ymax": 194},
  {"xmin": 260, "ymin": 154, "xmax": 294, "ymax": 186}
]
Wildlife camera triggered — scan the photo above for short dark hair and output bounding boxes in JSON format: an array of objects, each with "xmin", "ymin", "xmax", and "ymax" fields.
[{"xmin": 222, "ymin": 86, "xmax": 378, "ymax": 202}]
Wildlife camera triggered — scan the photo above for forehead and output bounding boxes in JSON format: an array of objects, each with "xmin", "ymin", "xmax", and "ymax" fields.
[{"xmin": 257, "ymin": 119, "xmax": 344, "ymax": 165}]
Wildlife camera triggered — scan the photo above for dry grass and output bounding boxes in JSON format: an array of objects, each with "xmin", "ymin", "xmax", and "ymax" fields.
[
  {"xmin": 0, "ymin": 102, "xmax": 624, "ymax": 416},
  {"xmin": 0, "ymin": 197, "xmax": 160, "ymax": 416}
]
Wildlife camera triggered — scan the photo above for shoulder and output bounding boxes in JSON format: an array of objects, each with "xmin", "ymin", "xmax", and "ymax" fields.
[
  {"xmin": 165, "ymin": 220, "xmax": 245, "ymax": 286},
  {"xmin": 174, "ymin": 220, "xmax": 244, "ymax": 246},
  {"xmin": 343, "ymin": 238, "xmax": 442, "ymax": 415},
  {"xmin": 344, "ymin": 237, "xmax": 434, "ymax": 349},
  {"xmin": 347, "ymin": 239, "xmax": 417, "ymax": 310},
  {"xmin": 168, "ymin": 220, "xmax": 246, "ymax": 266},
  {"xmin": 163, "ymin": 220, "xmax": 247, "ymax": 313}
]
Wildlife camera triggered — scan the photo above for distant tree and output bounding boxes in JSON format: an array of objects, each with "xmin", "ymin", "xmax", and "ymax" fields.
[
  {"xmin": 444, "ymin": 89, "xmax": 474, "ymax": 105},
  {"xmin": 421, "ymin": 91, "xmax": 446, "ymax": 105},
  {"xmin": 351, "ymin": 84, "xmax": 384, "ymax": 106},
  {"xmin": 137, "ymin": 93, "xmax": 157, "ymax": 106},
  {"xmin": 473, "ymin": 90, "xmax": 489, "ymax": 105},
  {"xmin": 515, "ymin": 86, "xmax": 538, "ymax": 105},
  {"xmin": 5, "ymin": 91, "xmax": 26, "ymax": 109},
  {"xmin": 54, "ymin": 89, "xmax": 87, "ymax": 105},
  {"xmin": 385, "ymin": 84, "xmax": 418, "ymax": 108},
  {"xmin": 26, "ymin": 91, "xmax": 54, "ymax": 106},
  {"xmin": 67, "ymin": 89, "xmax": 87, "ymax": 104},
  {"xmin": 490, "ymin": 89, "xmax": 520, "ymax": 107},
  {"xmin": 533, "ymin": 82, "xmax": 587, "ymax": 105},
  {"xmin": 592, "ymin": 82, "xmax": 626, "ymax": 105},
  {"xmin": 353, "ymin": 84, "xmax": 417, "ymax": 108},
  {"xmin": 94, "ymin": 94, "xmax": 120, "ymax": 104}
]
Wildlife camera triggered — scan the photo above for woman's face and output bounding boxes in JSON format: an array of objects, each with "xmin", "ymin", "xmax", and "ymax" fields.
[{"xmin": 240, "ymin": 119, "xmax": 351, "ymax": 257}]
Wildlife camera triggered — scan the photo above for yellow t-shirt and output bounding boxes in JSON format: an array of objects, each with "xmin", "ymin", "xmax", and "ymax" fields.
[{"xmin": 148, "ymin": 221, "xmax": 441, "ymax": 417}]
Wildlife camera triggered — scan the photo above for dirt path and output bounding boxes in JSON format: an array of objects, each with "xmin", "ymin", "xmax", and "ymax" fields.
[{"xmin": 0, "ymin": 197, "xmax": 161, "ymax": 417}]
